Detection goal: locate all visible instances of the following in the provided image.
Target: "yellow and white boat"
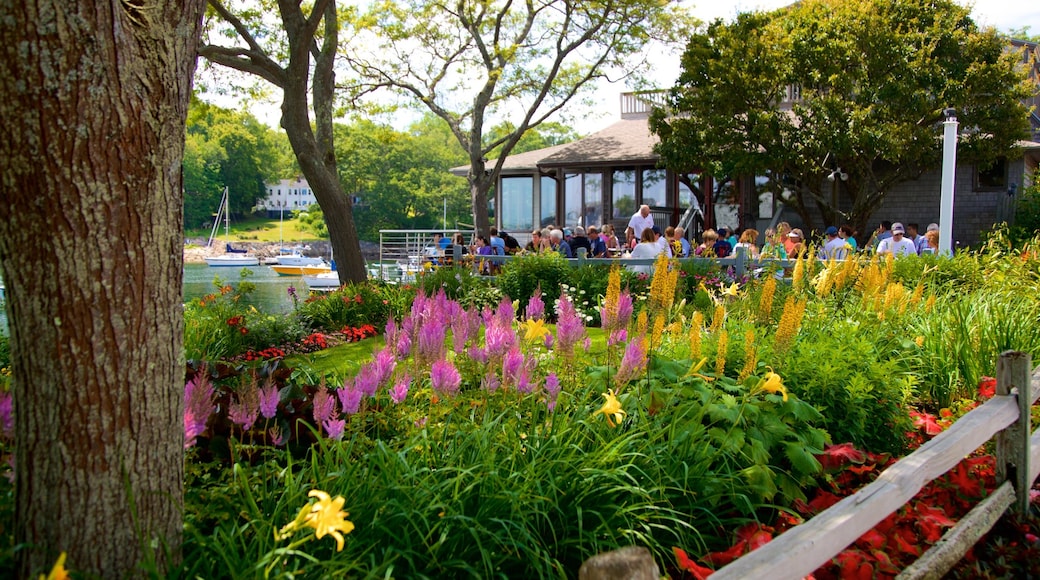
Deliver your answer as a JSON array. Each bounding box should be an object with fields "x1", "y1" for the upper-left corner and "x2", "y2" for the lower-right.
[{"x1": 269, "y1": 263, "x2": 331, "y2": 276}]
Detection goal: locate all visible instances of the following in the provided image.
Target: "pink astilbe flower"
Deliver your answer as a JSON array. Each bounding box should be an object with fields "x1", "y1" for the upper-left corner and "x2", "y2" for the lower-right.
[
  {"x1": 268, "y1": 425, "x2": 287, "y2": 447},
  {"x1": 481, "y1": 373, "x2": 501, "y2": 394},
  {"x1": 0, "y1": 392, "x2": 12, "y2": 440},
  {"x1": 525, "y1": 287, "x2": 545, "y2": 321},
  {"x1": 452, "y1": 307, "x2": 480, "y2": 352},
  {"x1": 372, "y1": 348, "x2": 397, "y2": 388},
  {"x1": 430, "y1": 359, "x2": 461, "y2": 396},
  {"x1": 337, "y1": 379, "x2": 363, "y2": 416},
  {"x1": 417, "y1": 318, "x2": 447, "y2": 365},
  {"x1": 495, "y1": 298, "x2": 515, "y2": 327},
  {"x1": 554, "y1": 293, "x2": 586, "y2": 354},
  {"x1": 312, "y1": 387, "x2": 337, "y2": 424},
  {"x1": 614, "y1": 334, "x2": 649, "y2": 386},
  {"x1": 608, "y1": 329, "x2": 628, "y2": 348},
  {"x1": 516, "y1": 363, "x2": 534, "y2": 394},
  {"x1": 384, "y1": 318, "x2": 400, "y2": 352},
  {"x1": 355, "y1": 364, "x2": 380, "y2": 398},
  {"x1": 323, "y1": 418, "x2": 346, "y2": 440},
  {"x1": 502, "y1": 347, "x2": 525, "y2": 390},
  {"x1": 484, "y1": 321, "x2": 517, "y2": 362},
  {"x1": 390, "y1": 374, "x2": 412, "y2": 404},
  {"x1": 228, "y1": 395, "x2": 260, "y2": 431},
  {"x1": 184, "y1": 374, "x2": 216, "y2": 449},
  {"x1": 467, "y1": 345, "x2": 489, "y2": 365},
  {"x1": 396, "y1": 333, "x2": 412, "y2": 358},
  {"x1": 259, "y1": 380, "x2": 280, "y2": 420},
  {"x1": 544, "y1": 372, "x2": 561, "y2": 412},
  {"x1": 543, "y1": 333, "x2": 554, "y2": 349},
  {"x1": 616, "y1": 291, "x2": 634, "y2": 328}
]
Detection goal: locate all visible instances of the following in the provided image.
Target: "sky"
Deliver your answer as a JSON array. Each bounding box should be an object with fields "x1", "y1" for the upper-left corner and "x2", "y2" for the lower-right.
[{"x1": 212, "y1": 0, "x2": 1039, "y2": 135}]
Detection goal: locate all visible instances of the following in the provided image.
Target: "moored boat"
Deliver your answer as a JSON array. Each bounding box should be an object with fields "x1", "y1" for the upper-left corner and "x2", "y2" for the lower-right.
[
  {"x1": 303, "y1": 271, "x2": 341, "y2": 289},
  {"x1": 270, "y1": 264, "x2": 331, "y2": 276}
]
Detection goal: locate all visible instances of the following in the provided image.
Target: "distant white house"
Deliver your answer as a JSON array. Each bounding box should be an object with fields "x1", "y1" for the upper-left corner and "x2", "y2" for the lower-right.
[{"x1": 258, "y1": 177, "x2": 317, "y2": 218}]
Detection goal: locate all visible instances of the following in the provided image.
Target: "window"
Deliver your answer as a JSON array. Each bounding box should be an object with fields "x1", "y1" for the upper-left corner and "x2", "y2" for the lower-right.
[
  {"x1": 500, "y1": 176, "x2": 533, "y2": 233},
  {"x1": 642, "y1": 168, "x2": 668, "y2": 207},
  {"x1": 975, "y1": 158, "x2": 1007, "y2": 191},
  {"x1": 563, "y1": 172, "x2": 604, "y2": 228},
  {"x1": 584, "y1": 173, "x2": 602, "y2": 228},
  {"x1": 540, "y1": 176, "x2": 556, "y2": 228},
  {"x1": 612, "y1": 170, "x2": 636, "y2": 218}
]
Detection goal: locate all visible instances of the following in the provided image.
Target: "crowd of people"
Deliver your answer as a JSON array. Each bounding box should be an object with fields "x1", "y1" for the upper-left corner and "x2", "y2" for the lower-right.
[{"x1": 425, "y1": 207, "x2": 943, "y2": 276}]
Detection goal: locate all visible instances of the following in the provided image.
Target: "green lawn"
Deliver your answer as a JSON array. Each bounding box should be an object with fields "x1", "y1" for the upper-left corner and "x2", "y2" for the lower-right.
[{"x1": 186, "y1": 215, "x2": 321, "y2": 243}]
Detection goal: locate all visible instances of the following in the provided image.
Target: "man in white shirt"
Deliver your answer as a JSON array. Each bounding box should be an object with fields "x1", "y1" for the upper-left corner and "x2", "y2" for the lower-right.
[
  {"x1": 818, "y1": 226, "x2": 849, "y2": 260},
  {"x1": 625, "y1": 205, "x2": 654, "y2": 248},
  {"x1": 876, "y1": 222, "x2": 917, "y2": 257}
]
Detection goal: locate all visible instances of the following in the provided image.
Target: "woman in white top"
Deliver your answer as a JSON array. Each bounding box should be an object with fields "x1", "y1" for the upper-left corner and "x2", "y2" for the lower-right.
[
  {"x1": 627, "y1": 227, "x2": 664, "y2": 275},
  {"x1": 734, "y1": 228, "x2": 761, "y2": 259}
]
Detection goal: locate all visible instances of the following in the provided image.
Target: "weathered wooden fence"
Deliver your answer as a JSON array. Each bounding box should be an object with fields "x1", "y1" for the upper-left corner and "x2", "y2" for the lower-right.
[{"x1": 711, "y1": 351, "x2": 1037, "y2": 579}]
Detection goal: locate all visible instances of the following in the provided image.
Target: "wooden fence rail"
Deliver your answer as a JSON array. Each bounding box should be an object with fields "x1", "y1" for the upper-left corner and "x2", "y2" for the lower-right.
[{"x1": 712, "y1": 351, "x2": 1038, "y2": 580}]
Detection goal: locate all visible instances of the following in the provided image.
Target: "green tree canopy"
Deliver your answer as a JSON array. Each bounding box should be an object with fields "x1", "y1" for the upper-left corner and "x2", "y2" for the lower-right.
[
  {"x1": 651, "y1": 0, "x2": 1034, "y2": 234},
  {"x1": 344, "y1": 0, "x2": 694, "y2": 236}
]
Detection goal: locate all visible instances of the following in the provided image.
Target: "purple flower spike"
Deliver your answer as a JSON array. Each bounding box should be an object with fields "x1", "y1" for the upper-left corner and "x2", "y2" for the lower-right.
[
  {"x1": 544, "y1": 373, "x2": 561, "y2": 398},
  {"x1": 526, "y1": 289, "x2": 545, "y2": 321},
  {"x1": 608, "y1": 329, "x2": 628, "y2": 348},
  {"x1": 502, "y1": 347, "x2": 525, "y2": 389},
  {"x1": 0, "y1": 392, "x2": 12, "y2": 440},
  {"x1": 337, "y1": 380, "x2": 363, "y2": 416},
  {"x1": 184, "y1": 374, "x2": 216, "y2": 448},
  {"x1": 228, "y1": 397, "x2": 259, "y2": 431},
  {"x1": 482, "y1": 373, "x2": 501, "y2": 394},
  {"x1": 373, "y1": 348, "x2": 397, "y2": 388},
  {"x1": 259, "y1": 381, "x2": 280, "y2": 420},
  {"x1": 554, "y1": 293, "x2": 586, "y2": 354},
  {"x1": 268, "y1": 425, "x2": 287, "y2": 447},
  {"x1": 323, "y1": 418, "x2": 346, "y2": 440},
  {"x1": 430, "y1": 359, "x2": 461, "y2": 397},
  {"x1": 615, "y1": 334, "x2": 649, "y2": 385},
  {"x1": 312, "y1": 387, "x2": 337, "y2": 424},
  {"x1": 390, "y1": 374, "x2": 412, "y2": 404}
]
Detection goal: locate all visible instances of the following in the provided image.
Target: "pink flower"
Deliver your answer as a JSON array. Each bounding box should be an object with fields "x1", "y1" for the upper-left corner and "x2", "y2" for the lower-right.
[
  {"x1": 268, "y1": 425, "x2": 286, "y2": 447},
  {"x1": 184, "y1": 374, "x2": 215, "y2": 448},
  {"x1": 337, "y1": 380, "x2": 363, "y2": 416},
  {"x1": 323, "y1": 418, "x2": 346, "y2": 440},
  {"x1": 554, "y1": 293, "x2": 586, "y2": 354},
  {"x1": 482, "y1": 373, "x2": 501, "y2": 394},
  {"x1": 390, "y1": 374, "x2": 411, "y2": 404},
  {"x1": 431, "y1": 359, "x2": 461, "y2": 396},
  {"x1": 526, "y1": 288, "x2": 545, "y2": 321},
  {"x1": 418, "y1": 319, "x2": 447, "y2": 364},
  {"x1": 615, "y1": 334, "x2": 648, "y2": 385},
  {"x1": 502, "y1": 347, "x2": 525, "y2": 389},
  {"x1": 259, "y1": 381, "x2": 280, "y2": 419},
  {"x1": 608, "y1": 329, "x2": 628, "y2": 347},
  {"x1": 312, "y1": 387, "x2": 337, "y2": 424},
  {"x1": 0, "y1": 391, "x2": 12, "y2": 440}
]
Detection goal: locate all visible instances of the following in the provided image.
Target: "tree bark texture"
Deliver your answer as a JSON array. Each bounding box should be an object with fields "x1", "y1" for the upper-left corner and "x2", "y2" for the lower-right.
[{"x1": 0, "y1": 1, "x2": 205, "y2": 576}]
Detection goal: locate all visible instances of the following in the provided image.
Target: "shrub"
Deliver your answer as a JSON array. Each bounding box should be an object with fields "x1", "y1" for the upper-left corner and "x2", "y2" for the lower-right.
[
  {"x1": 415, "y1": 265, "x2": 480, "y2": 301},
  {"x1": 496, "y1": 252, "x2": 571, "y2": 317},
  {"x1": 296, "y1": 282, "x2": 396, "y2": 330}
]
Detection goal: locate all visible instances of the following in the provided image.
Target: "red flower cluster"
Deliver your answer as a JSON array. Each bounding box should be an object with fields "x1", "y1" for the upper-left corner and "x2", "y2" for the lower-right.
[
  {"x1": 340, "y1": 324, "x2": 377, "y2": 343},
  {"x1": 242, "y1": 347, "x2": 286, "y2": 361},
  {"x1": 341, "y1": 293, "x2": 363, "y2": 304},
  {"x1": 300, "y1": 332, "x2": 329, "y2": 351},
  {"x1": 226, "y1": 316, "x2": 243, "y2": 327}
]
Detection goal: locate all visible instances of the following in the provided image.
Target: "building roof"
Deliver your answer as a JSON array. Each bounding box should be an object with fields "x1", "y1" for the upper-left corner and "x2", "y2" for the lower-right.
[{"x1": 450, "y1": 115, "x2": 660, "y2": 176}]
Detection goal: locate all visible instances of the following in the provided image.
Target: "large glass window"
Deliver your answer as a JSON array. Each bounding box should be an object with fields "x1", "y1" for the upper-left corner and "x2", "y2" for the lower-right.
[
  {"x1": 540, "y1": 176, "x2": 556, "y2": 228},
  {"x1": 642, "y1": 168, "x2": 668, "y2": 207},
  {"x1": 565, "y1": 173, "x2": 583, "y2": 227},
  {"x1": 500, "y1": 176, "x2": 533, "y2": 233},
  {"x1": 584, "y1": 173, "x2": 603, "y2": 227},
  {"x1": 678, "y1": 172, "x2": 701, "y2": 209},
  {"x1": 612, "y1": 170, "x2": 636, "y2": 219}
]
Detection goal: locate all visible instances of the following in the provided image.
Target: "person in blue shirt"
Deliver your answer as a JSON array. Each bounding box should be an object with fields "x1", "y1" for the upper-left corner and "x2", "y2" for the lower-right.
[
  {"x1": 587, "y1": 225, "x2": 607, "y2": 257},
  {"x1": 489, "y1": 227, "x2": 507, "y2": 256},
  {"x1": 436, "y1": 232, "x2": 452, "y2": 251},
  {"x1": 549, "y1": 228, "x2": 573, "y2": 258}
]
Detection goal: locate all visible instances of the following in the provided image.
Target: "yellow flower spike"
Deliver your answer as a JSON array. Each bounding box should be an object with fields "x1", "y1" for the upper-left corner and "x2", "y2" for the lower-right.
[
  {"x1": 523, "y1": 318, "x2": 550, "y2": 342},
  {"x1": 760, "y1": 371, "x2": 788, "y2": 401},
  {"x1": 39, "y1": 552, "x2": 68, "y2": 580},
  {"x1": 304, "y1": 490, "x2": 354, "y2": 552},
  {"x1": 594, "y1": 389, "x2": 626, "y2": 427}
]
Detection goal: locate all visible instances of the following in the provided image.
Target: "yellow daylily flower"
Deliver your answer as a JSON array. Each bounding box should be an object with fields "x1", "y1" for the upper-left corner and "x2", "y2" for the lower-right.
[
  {"x1": 39, "y1": 552, "x2": 68, "y2": 580},
  {"x1": 760, "y1": 371, "x2": 788, "y2": 401},
  {"x1": 594, "y1": 389, "x2": 626, "y2": 427},
  {"x1": 304, "y1": 490, "x2": 355, "y2": 552},
  {"x1": 278, "y1": 489, "x2": 355, "y2": 552},
  {"x1": 721, "y1": 283, "x2": 740, "y2": 298},
  {"x1": 523, "y1": 318, "x2": 550, "y2": 342}
]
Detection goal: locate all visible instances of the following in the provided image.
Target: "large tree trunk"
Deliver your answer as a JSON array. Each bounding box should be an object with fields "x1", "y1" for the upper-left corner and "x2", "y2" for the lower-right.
[{"x1": 0, "y1": 1, "x2": 205, "y2": 576}]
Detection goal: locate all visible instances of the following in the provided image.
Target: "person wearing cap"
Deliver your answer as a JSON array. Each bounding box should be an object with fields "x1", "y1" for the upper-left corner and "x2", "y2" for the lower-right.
[
  {"x1": 786, "y1": 228, "x2": 805, "y2": 257},
  {"x1": 569, "y1": 226, "x2": 592, "y2": 257},
  {"x1": 819, "y1": 226, "x2": 849, "y2": 260},
  {"x1": 876, "y1": 222, "x2": 917, "y2": 257},
  {"x1": 651, "y1": 225, "x2": 673, "y2": 257},
  {"x1": 713, "y1": 228, "x2": 733, "y2": 258},
  {"x1": 916, "y1": 223, "x2": 938, "y2": 254}
]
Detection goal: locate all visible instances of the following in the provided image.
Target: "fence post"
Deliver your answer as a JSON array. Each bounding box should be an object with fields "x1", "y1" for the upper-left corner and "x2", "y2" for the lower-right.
[
  {"x1": 733, "y1": 245, "x2": 746, "y2": 278},
  {"x1": 995, "y1": 350, "x2": 1032, "y2": 515}
]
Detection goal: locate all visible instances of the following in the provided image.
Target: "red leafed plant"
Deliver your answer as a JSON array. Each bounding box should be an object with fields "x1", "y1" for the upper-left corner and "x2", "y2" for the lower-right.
[{"x1": 673, "y1": 376, "x2": 1009, "y2": 579}]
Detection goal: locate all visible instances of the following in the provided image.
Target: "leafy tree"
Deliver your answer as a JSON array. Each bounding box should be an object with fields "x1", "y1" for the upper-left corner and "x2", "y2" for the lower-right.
[
  {"x1": 345, "y1": 0, "x2": 694, "y2": 236},
  {"x1": 652, "y1": 0, "x2": 1033, "y2": 235},
  {"x1": 183, "y1": 99, "x2": 291, "y2": 229},
  {"x1": 0, "y1": 1, "x2": 205, "y2": 576},
  {"x1": 199, "y1": 0, "x2": 368, "y2": 283}
]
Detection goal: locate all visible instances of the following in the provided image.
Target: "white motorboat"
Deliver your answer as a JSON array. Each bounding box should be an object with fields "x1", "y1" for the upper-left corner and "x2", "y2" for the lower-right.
[
  {"x1": 303, "y1": 271, "x2": 341, "y2": 289},
  {"x1": 275, "y1": 251, "x2": 325, "y2": 266}
]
